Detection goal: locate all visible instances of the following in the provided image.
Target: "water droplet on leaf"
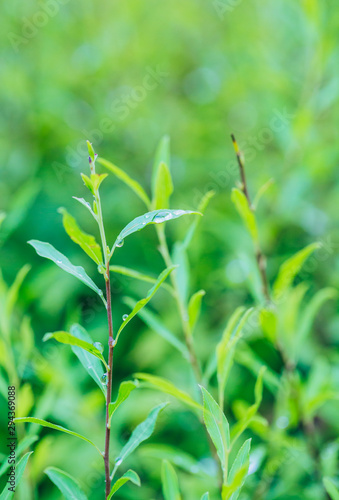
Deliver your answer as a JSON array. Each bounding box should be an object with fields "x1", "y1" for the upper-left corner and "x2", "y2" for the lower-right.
[
  {"x1": 122, "y1": 314, "x2": 128, "y2": 321},
  {"x1": 101, "y1": 373, "x2": 108, "y2": 385},
  {"x1": 116, "y1": 239, "x2": 124, "y2": 248},
  {"x1": 93, "y1": 342, "x2": 104, "y2": 353}
]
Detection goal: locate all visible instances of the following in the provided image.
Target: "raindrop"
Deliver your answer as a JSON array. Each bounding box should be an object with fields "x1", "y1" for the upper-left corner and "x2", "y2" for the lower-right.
[
  {"x1": 153, "y1": 211, "x2": 172, "y2": 223},
  {"x1": 144, "y1": 214, "x2": 151, "y2": 219},
  {"x1": 101, "y1": 373, "x2": 108, "y2": 385},
  {"x1": 93, "y1": 342, "x2": 103, "y2": 353},
  {"x1": 122, "y1": 314, "x2": 128, "y2": 321},
  {"x1": 56, "y1": 260, "x2": 62, "y2": 264},
  {"x1": 116, "y1": 239, "x2": 124, "y2": 248}
]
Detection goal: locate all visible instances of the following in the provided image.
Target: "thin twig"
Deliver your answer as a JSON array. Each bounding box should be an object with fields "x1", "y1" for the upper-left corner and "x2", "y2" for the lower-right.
[{"x1": 231, "y1": 134, "x2": 270, "y2": 303}]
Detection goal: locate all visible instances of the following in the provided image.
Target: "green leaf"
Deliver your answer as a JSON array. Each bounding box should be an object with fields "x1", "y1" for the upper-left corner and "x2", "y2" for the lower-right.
[
  {"x1": 188, "y1": 290, "x2": 205, "y2": 334},
  {"x1": 58, "y1": 208, "x2": 103, "y2": 265},
  {"x1": 259, "y1": 307, "x2": 277, "y2": 343},
  {"x1": 152, "y1": 135, "x2": 170, "y2": 191},
  {"x1": 201, "y1": 387, "x2": 230, "y2": 479},
  {"x1": 98, "y1": 157, "x2": 151, "y2": 208},
  {"x1": 43, "y1": 331, "x2": 108, "y2": 371},
  {"x1": 81, "y1": 173, "x2": 94, "y2": 194},
  {"x1": 72, "y1": 197, "x2": 96, "y2": 219},
  {"x1": 14, "y1": 417, "x2": 102, "y2": 456},
  {"x1": 108, "y1": 381, "x2": 138, "y2": 427},
  {"x1": 123, "y1": 298, "x2": 189, "y2": 359},
  {"x1": 110, "y1": 265, "x2": 174, "y2": 296},
  {"x1": 183, "y1": 190, "x2": 215, "y2": 249},
  {"x1": 108, "y1": 470, "x2": 140, "y2": 499},
  {"x1": 253, "y1": 178, "x2": 274, "y2": 209},
  {"x1": 114, "y1": 209, "x2": 201, "y2": 249},
  {"x1": 87, "y1": 140, "x2": 96, "y2": 163},
  {"x1": 227, "y1": 439, "x2": 251, "y2": 498},
  {"x1": 0, "y1": 452, "x2": 33, "y2": 500},
  {"x1": 139, "y1": 444, "x2": 207, "y2": 476},
  {"x1": 172, "y1": 242, "x2": 190, "y2": 304},
  {"x1": 152, "y1": 162, "x2": 173, "y2": 210},
  {"x1": 70, "y1": 324, "x2": 106, "y2": 397},
  {"x1": 28, "y1": 240, "x2": 105, "y2": 302},
  {"x1": 323, "y1": 477, "x2": 339, "y2": 500},
  {"x1": 201, "y1": 494, "x2": 210, "y2": 500},
  {"x1": 116, "y1": 266, "x2": 176, "y2": 342},
  {"x1": 136, "y1": 373, "x2": 203, "y2": 411},
  {"x1": 115, "y1": 403, "x2": 168, "y2": 468},
  {"x1": 162, "y1": 460, "x2": 182, "y2": 500},
  {"x1": 231, "y1": 188, "x2": 258, "y2": 245},
  {"x1": 44, "y1": 467, "x2": 88, "y2": 500},
  {"x1": 0, "y1": 435, "x2": 38, "y2": 479},
  {"x1": 217, "y1": 308, "x2": 253, "y2": 404},
  {"x1": 273, "y1": 242, "x2": 321, "y2": 299},
  {"x1": 2, "y1": 264, "x2": 30, "y2": 337}
]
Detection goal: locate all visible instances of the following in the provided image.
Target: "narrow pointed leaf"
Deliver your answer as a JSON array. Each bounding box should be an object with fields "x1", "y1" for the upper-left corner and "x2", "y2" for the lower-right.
[
  {"x1": 183, "y1": 190, "x2": 215, "y2": 249},
  {"x1": 231, "y1": 188, "x2": 258, "y2": 245},
  {"x1": 14, "y1": 418, "x2": 102, "y2": 455},
  {"x1": 201, "y1": 387, "x2": 230, "y2": 475},
  {"x1": 110, "y1": 265, "x2": 174, "y2": 295},
  {"x1": 0, "y1": 452, "x2": 33, "y2": 500},
  {"x1": 162, "y1": 460, "x2": 181, "y2": 500},
  {"x1": 135, "y1": 373, "x2": 203, "y2": 411},
  {"x1": 188, "y1": 290, "x2": 205, "y2": 333},
  {"x1": 0, "y1": 435, "x2": 38, "y2": 479},
  {"x1": 172, "y1": 242, "x2": 190, "y2": 304},
  {"x1": 228, "y1": 439, "x2": 251, "y2": 486},
  {"x1": 201, "y1": 494, "x2": 210, "y2": 500},
  {"x1": 108, "y1": 470, "x2": 140, "y2": 499},
  {"x1": 253, "y1": 178, "x2": 274, "y2": 209},
  {"x1": 87, "y1": 140, "x2": 96, "y2": 162},
  {"x1": 108, "y1": 381, "x2": 138, "y2": 426},
  {"x1": 72, "y1": 197, "x2": 96, "y2": 218},
  {"x1": 114, "y1": 210, "x2": 201, "y2": 248},
  {"x1": 98, "y1": 157, "x2": 151, "y2": 207},
  {"x1": 28, "y1": 240, "x2": 104, "y2": 301},
  {"x1": 123, "y1": 298, "x2": 189, "y2": 358},
  {"x1": 153, "y1": 162, "x2": 173, "y2": 210},
  {"x1": 115, "y1": 403, "x2": 168, "y2": 467},
  {"x1": 58, "y1": 207, "x2": 103, "y2": 264},
  {"x1": 323, "y1": 477, "x2": 339, "y2": 500},
  {"x1": 44, "y1": 467, "x2": 88, "y2": 500},
  {"x1": 116, "y1": 266, "x2": 176, "y2": 341},
  {"x1": 70, "y1": 324, "x2": 106, "y2": 396},
  {"x1": 43, "y1": 331, "x2": 108, "y2": 371},
  {"x1": 152, "y1": 135, "x2": 170, "y2": 191},
  {"x1": 273, "y1": 242, "x2": 321, "y2": 299}
]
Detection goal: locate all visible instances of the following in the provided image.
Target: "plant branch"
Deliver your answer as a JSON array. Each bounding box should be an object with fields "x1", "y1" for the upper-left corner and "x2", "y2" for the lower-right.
[{"x1": 231, "y1": 134, "x2": 270, "y2": 303}]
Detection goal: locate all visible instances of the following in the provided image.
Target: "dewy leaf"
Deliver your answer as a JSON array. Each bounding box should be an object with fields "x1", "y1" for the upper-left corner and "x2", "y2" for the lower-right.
[
  {"x1": 98, "y1": 157, "x2": 151, "y2": 208},
  {"x1": 108, "y1": 381, "x2": 138, "y2": 427},
  {"x1": 43, "y1": 331, "x2": 108, "y2": 371},
  {"x1": 113, "y1": 209, "x2": 201, "y2": 249},
  {"x1": 70, "y1": 324, "x2": 106, "y2": 397},
  {"x1": 188, "y1": 290, "x2": 206, "y2": 334},
  {"x1": 44, "y1": 467, "x2": 88, "y2": 500},
  {"x1": 152, "y1": 135, "x2": 170, "y2": 192},
  {"x1": 28, "y1": 240, "x2": 105, "y2": 303},
  {"x1": 14, "y1": 418, "x2": 102, "y2": 455},
  {"x1": 231, "y1": 188, "x2": 258, "y2": 246},
  {"x1": 116, "y1": 266, "x2": 176, "y2": 342},
  {"x1": 323, "y1": 477, "x2": 339, "y2": 500},
  {"x1": 58, "y1": 208, "x2": 103, "y2": 265},
  {"x1": 135, "y1": 373, "x2": 203, "y2": 411},
  {"x1": 162, "y1": 460, "x2": 182, "y2": 500},
  {"x1": 123, "y1": 298, "x2": 189, "y2": 359},
  {"x1": 152, "y1": 162, "x2": 173, "y2": 210},
  {"x1": 201, "y1": 387, "x2": 230, "y2": 479},
  {"x1": 110, "y1": 265, "x2": 175, "y2": 296},
  {"x1": 108, "y1": 470, "x2": 140, "y2": 499},
  {"x1": 115, "y1": 403, "x2": 168, "y2": 468},
  {"x1": 0, "y1": 452, "x2": 33, "y2": 500},
  {"x1": 273, "y1": 242, "x2": 321, "y2": 300}
]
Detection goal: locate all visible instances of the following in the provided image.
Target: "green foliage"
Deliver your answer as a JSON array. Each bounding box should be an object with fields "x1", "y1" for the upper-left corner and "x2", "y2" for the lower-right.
[
  {"x1": 161, "y1": 460, "x2": 182, "y2": 500},
  {"x1": 0, "y1": 452, "x2": 33, "y2": 500},
  {"x1": 108, "y1": 470, "x2": 140, "y2": 499},
  {"x1": 44, "y1": 467, "x2": 88, "y2": 500}
]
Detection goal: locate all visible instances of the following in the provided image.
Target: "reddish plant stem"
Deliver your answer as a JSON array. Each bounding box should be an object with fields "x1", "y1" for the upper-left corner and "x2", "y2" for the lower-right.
[{"x1": 104, "y1": 264, "x2": 114, "y2": 499}]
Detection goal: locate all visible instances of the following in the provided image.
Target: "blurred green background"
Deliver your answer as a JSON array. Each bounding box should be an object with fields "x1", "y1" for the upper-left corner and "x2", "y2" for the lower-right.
[{"x1": 1, "y1": 0, "x2": 339, "y2": 498}]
